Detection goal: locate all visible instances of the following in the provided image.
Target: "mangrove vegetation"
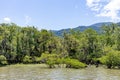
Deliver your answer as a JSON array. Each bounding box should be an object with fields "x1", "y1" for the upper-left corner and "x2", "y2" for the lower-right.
[{"x1": 0, "y1": 23, "x2": 120, "y2": 69}]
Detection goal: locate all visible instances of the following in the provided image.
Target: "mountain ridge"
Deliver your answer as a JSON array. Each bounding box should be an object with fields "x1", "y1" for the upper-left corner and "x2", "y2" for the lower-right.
[{"x1": 52, "y1": 22, "x2": 119, "y2": 36}]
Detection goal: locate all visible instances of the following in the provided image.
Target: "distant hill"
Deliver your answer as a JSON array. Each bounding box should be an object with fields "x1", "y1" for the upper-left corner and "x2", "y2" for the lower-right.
[{"x1": 52, "y1": 22, "x2": 117, "y2": 36}]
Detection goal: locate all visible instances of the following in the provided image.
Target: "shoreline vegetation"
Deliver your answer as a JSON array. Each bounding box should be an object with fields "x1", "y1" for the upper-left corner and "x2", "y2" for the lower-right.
[
  {"x1": 4, "y1": 63, "x2": 85, "y2": 69},
  {"x1": 0, "y1": 63, "x2": 99, "y2": 69},
  {"x1": 0, "y1": 23, "x2": 120, "y2": 69}
]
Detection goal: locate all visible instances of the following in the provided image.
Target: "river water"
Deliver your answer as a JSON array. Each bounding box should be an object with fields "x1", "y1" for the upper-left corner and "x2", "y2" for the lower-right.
[{"x1": 0, "y1": 64, "x2": 120, "y2": 80}]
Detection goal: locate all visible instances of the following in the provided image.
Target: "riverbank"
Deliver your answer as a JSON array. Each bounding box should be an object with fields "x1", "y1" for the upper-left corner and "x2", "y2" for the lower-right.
[
  {"x1": 2, "y1": 64, "x2": 66, "y2": 68},
  {"x1": 0, "y1": 63, "x2": 111, "y2": 70},
  {"x1": 1, "y1": 64, "x2": 49, "y2": 68},
  {"x1": 0, "y1": 63, "x2": 119, "y2": 69}
]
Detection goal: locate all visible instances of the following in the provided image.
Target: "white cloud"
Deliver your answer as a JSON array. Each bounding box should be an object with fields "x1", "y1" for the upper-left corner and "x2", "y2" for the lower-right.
[
  {"x1": 86, "y1": 0, "x2": 101, "y2": 11},
  {"x1": 86, "y1": 0, "x2": 120, "y2": 22},
  {"x1": 25, "y1": 16, "x2": 31, "y2": 25},
  {"x1": 3, "y1": 17, "x2": 11, "y2": 23}
]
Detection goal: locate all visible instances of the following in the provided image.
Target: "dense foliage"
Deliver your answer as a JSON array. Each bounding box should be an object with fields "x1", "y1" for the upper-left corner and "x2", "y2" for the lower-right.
[{"x1": 0, "y1": 23, "x2": 120, "y2": 69}]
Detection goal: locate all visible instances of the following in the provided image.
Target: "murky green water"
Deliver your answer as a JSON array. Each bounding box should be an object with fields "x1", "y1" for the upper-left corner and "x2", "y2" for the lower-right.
[{"x1": 0, "y1": 64, "x2": 120, "y2": 80}]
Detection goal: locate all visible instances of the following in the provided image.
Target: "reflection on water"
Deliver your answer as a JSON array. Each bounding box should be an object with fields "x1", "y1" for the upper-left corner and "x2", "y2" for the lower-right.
[{"x1": 0, "y1": 65, "x2": 120, "y2": 80}]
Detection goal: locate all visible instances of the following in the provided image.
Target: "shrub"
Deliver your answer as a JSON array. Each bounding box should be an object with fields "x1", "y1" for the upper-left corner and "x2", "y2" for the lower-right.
[
  {"x1": 55, "y1": 58, "x2": 64, "y2": 64},
  {"x1": 40, "y1": 53, "x2": 87, "y2": 69},
  {"x1": 106, "y1": 51, "x2": 120, "y2": 68},
  {"x1": 23, "y1": 55, "x2": 32, "y2": 64},
  {"x1": 64, "y1": 58, "x2": 87, "y2": 69},
  {"x1": 33, "y1": 56, "x2": 41, "y2": 63},
  {"x1": 0, "y1": 55, "x2": 8, "y2": 65},
  {"x1": 98, "y1": 56, "x2": 107, "y2": 64},
  {"x1": 99, "y1": 50, "x2": 120, "y2": 68},
  {"x1": 40, "y1": 53, "x2": 59, "y2": 68},
  {"x1": 46, "y1": 57, "x2": 56, "y2": 68}
]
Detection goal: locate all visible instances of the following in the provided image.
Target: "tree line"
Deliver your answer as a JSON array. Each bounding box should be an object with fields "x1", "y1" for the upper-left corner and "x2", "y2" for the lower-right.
[{"x1": 0, "y1": 23, "x2": 120, "y2": 69}]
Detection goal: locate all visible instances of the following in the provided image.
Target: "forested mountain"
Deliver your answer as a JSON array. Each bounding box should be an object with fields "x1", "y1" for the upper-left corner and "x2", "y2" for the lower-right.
[{"x1": 52, "y1": 22, "x2": 118, "y2": 36}]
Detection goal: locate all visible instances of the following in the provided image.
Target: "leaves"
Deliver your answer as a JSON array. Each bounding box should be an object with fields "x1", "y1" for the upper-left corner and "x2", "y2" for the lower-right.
[{"x1": 0, "y1": 23, "x2": 120, "y2": 69}]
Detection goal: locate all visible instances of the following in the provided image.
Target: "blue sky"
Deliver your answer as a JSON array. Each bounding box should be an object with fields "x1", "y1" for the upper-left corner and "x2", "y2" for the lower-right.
[{"x1": 0, "y1": 0, "x2": 120, "y2": 30}]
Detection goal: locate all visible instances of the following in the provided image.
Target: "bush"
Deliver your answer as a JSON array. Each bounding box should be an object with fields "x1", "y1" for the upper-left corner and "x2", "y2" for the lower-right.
[
  {"x1": 40, "y1": 53, "x2": 87, "y2": 69},
  {"x1": 64, "y1": 58, "x2": 87, "y2": 69},
  {"x1": 46, "y1": 57, "x2": 56, "y2": 68},
  {"x1": 40, "y1": 53, "x2": 59, "y2": 68},
  {"x1": 98, "y1": 56, "x2": 107, "y2": 64},
  {"x1": 0, "y1": 55, "x2": 8, "y2": 65},
  {"x1": 99, "y1": 50, "x2": 120, "y2": 68},
  {"x1": 55, "y1": 58, "x2": 64, "y2": 64},
  {"x1": 33, "y1": 56, "x2": 41, "y2": 63},
  {"x1": 106, "y1": 51, "x2": 120, "y2": 68},
  {"x1": 23, "y1": 55, "x2": 32, "y2": 64}
]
